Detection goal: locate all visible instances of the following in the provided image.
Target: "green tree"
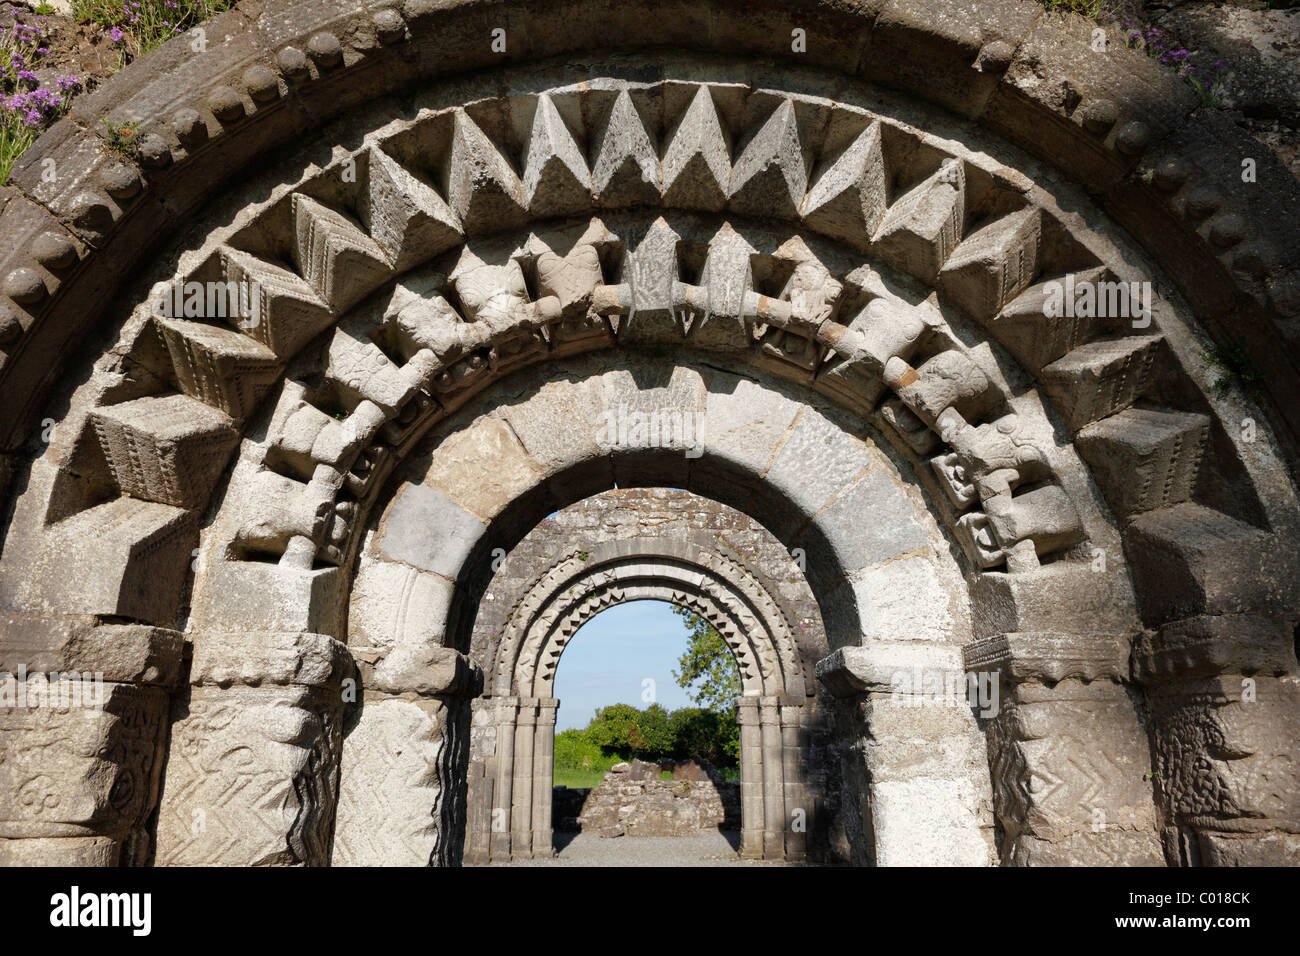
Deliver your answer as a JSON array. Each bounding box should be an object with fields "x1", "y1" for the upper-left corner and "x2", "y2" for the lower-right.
[
  {"x1": 671, "y1": 605, "x2": 742, "y2": 713},
  {"x1": 585, "y1": 702, "x2": 674, "y2": 758},
  {"x1": 671, "y1": 606, "x2": 741, "y2": 762}
]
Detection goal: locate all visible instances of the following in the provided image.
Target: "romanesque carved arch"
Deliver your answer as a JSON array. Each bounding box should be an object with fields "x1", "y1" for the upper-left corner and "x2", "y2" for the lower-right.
[
  {"x1": 0, "y1": 0, "x2": 1295, "y2": 869},
  {"x1": 498, "y1": 539, "x2": 806, "y2": 699},
  {"x1": 458, "y1": 535, "x2": 817, "y2": 861}
]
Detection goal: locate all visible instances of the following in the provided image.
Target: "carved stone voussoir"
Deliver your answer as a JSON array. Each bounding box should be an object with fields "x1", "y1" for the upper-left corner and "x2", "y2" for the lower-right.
[{"x1": 963, "y1": 631, "x2": 1133, "y2": 685}]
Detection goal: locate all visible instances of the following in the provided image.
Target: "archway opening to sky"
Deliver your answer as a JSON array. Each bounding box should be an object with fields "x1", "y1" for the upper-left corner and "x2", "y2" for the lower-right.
[{"x1": 548, "y1": 600, "x2": 745, "y2": 852}]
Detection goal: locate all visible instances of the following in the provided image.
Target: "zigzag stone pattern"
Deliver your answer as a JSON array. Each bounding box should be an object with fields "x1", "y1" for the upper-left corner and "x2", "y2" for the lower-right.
[{"x1": 0, "y1": 29, "x2": 1295, "y2": 869}]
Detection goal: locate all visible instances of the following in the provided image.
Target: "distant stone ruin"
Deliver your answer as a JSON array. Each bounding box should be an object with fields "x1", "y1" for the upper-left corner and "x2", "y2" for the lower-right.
[{"x1": 559, "y1": 760, "x2": 741, "y2": 839}]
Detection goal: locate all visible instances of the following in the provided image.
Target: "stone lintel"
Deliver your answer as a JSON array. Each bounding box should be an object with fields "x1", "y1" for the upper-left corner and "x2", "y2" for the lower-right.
[
  {"x1": 189, "y1": 630, "x2": 353, "y2": 689},
  {"x1": 962, "y1": 631, "x2": 1132, "y2": 685},
  {"x1": 1132, "y1": 614, "x2": 1299, "y2": 686},
  {"x1": 816, "y1": 642, "x2": 963, "y2": 698},
  {"x1": 0, "y1": 613, "x2": 184, "y2": 687}
]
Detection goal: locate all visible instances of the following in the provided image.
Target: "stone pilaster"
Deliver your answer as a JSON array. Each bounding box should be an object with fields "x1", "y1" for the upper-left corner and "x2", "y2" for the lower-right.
[
  {"x1": 736, "y1": 697, "x2": 764, "y2": 859},
  {"x1": 1134, "y1": 614, "x2": 1300, "y2": 865},
  {"x1": 510, "y1": 697, "x2": 539, "y2": 858},
  {"x1": 153, "y1": 631, "x2": 351, "y2": 866},
  {"x1": 531, "y1": 698, "x2": 558, "y2": 858},
  {"x1": 331, "y1": 647, "x2": 482, "y2": 866},
  {"x1": 964, "y1": 631, "x2": 1164, "y2": 865},
  {"x1": 817, "y1": 641, "x2": 996, "y2": 866},
  {"x1": 759, "y1": 695, "x2": 785, "y2": 860},
  {"x1": 0, "y1": 618, "x2": 184, "y2": 866},
  {"x1": 779, "y1": 698, "x2": 808, "y2": 862},
  {"x1": 489, "y1": 696, "x2": 519, "y2": 861}
]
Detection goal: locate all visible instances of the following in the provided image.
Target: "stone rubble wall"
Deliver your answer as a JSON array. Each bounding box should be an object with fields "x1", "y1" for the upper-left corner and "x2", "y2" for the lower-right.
[{"x1": 561, "y1": 759, "x2": 741, "y2": 838}]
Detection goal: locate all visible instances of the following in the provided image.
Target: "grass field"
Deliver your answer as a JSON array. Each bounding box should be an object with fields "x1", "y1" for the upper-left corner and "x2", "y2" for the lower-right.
[{"x1": 553, "y1": 761, "x2": 740, "y2": 789}]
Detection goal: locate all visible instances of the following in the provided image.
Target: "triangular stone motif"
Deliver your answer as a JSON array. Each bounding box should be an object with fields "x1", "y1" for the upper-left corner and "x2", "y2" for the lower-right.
[
  {"x1": 661, "y1": 85, "x2": 731, "y2": 212},
  {"x1": 523, "y1": 94, "x2": 592, "y2": 219},
  {"x1": 445, "y1": 109, "x2": 528, "y2": 235},
  {"x1": 591, "y1": 89, "x2": 660, "y2": 207},
  {"x1": 729, "y1": 99, "x2": 807, "y2": 219}
]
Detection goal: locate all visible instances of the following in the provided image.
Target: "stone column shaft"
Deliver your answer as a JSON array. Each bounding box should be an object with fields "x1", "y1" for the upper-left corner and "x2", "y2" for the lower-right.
[
  {"x1": 780, "y1": 701, "x2": 808, "y2": 862},
  {"x1": 760, "y1": 695, "x2": 785, "y2": 860},
  {"x1": 511, "y1": 697, "x2": 538, "y2": 858},
  {"x1": 531, "y1": 698, "x2": 559, "y2": 858},
  {"x1": 737, "y1": 697, "x2": 764, "y2": 859},
  {"x1": 490, "y1": 697, "x2": 519, "y2": 861}
]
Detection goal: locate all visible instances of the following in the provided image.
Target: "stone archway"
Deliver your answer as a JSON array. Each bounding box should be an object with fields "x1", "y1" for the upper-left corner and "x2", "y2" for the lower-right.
[
  {"x1": 0, "y1": 0, "x2": 1297, "y2": 868},
  {"x1": 469, "y1": 535, "x2": 813, "y2": 863}
]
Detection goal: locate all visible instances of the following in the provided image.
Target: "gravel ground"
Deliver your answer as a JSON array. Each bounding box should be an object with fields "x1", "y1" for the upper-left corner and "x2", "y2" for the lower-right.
[{"x1": 493, "y1": 830, "x2": 790, "y2": 867}]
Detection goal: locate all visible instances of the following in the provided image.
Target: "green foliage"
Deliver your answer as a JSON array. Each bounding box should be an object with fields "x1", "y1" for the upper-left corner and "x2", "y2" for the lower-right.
[
  {"x1": 1, "y1": 16, "x2": 80, "y2": 185},
  {"x1": 584, "y1": 702, "x2": 675, "y2": 758},
  {"x1": 74, "y1": 0, "x2": 239, "y2": 67},
  {"x1": 100, "y1": 115, "x2": 141, "y2": 157},
  {"x1": 1038, "y1": 0, "x2": 1112, "y2": 20},
  {"x1": 668, "y1": 706, "x2": 738, "y2": 764},
  {"x1": 552, "y1": 701, "x2": 740, "y2": 779},
  {"x1": 1201, "y1": 340, "x2": 1262, "y2": 397},
  {"x1": 671, "y1": 605, "x2": 742, "y2": 715}
]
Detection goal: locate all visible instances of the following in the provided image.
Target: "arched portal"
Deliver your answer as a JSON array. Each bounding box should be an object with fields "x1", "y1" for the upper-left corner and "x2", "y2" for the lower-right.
[
  {"x1": 469, "y1": 536, "x2": 813, "y2": 862},
  {"x1": 0, "y1": 2, "x2": 1297, "y2": 868}
]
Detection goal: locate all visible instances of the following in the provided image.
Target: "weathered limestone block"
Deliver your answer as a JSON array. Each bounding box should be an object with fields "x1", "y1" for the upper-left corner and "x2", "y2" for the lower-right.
[
  {"x1": 986, "y1": 680, "x2": 1162, "y2": 864},
  {"x1": 291, "y1": 195, "x2": 393, "y2": 314},
  {"x1": 661, "y1": 85, "x2": 731, "y2": 213},
  {"x1": 0, "y1": 680, "x2": 170, "y2": 841},
  {"x1": 348, "y1": 557, "x2": 455, "y2": 653},
  {"x1": 188, "y1": 630, "x2": 352, "y2": 689},
  {"x1": 800, "y1": 119, "x2": 887, "y2": 247},
  {"x1": 971, "y1": 561, "x2": 1139, "y2": 640},
  {"x1": 1075, "y1": 408, "x2": 1210, "y2": 519},
  {"x1": 0, "y1": 835, "x2": 122, "y2": 866},
  {"x1": 89, "y1": 394, "x2": 239, "y2": 510},
  {"x1": 373, "y1": 645, "x2": 480, "y2": 697},
  {"x1": 331, "y1": 697, "x2": 448, "y2": 866},
  {"x1": 218, "y1": 247, "x2": 334, "y2": 359},
  {"x1": 872, "y1": 161, "x2": 965, "y2": 283},
  {"x1": 361, "y1": 145, "x2": 464, "y2": 273},
  {"x1": 375, "y1": 481, "x2": 486, "y2": 580},
  {"x1": 818, "y1": 642, "x2": 996, "y2": 866},
  {"x1": 940, "y1": 206, "x2": 1041, "y2": 321},
  {"x1": 154, "y1": 682, "x2": 343, "y2": 866},
  {"x1": 992, "y1": 268, "x2": 1117, "y2": 374},
  {"x1": 1145, "y1": 675, "x2": 1300, "y2": 835},
  {"x1": 0, "y1": 616, "x2": 184, "y2": 687},
  {"x1": 1196, "y1": 830, "x2": 1300, "y2": 867},
  {"x1": 413, "y1": 414, "x2": 546, "y2": 523},
  {"x1": 1131, "y1": 615, "x2": 1298, "y2": 686},
  {"x1": 1126, "y1": 504, "x2": 1295, "y2": 625},
  {"x1": 446, "y1": 109, "x2": 528, "y2": 235},
  {"x1": 1039, "y1": 336, "x2": 1163, "y2": 431},
  {"x1": 190, "y1": 560, "x2": 342, "y2": 637},
  {"x1": 154, "y1": 316, "x2": 281, "y2": 420},
  {"x1": 4, "y1": 489, "x2": 195, "y2": 626}
]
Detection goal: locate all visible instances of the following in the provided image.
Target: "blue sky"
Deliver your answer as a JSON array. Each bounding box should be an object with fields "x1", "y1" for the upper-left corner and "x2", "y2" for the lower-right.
[{"x1": 552, "y1": 600, "x2": 696, "y2": 731}]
